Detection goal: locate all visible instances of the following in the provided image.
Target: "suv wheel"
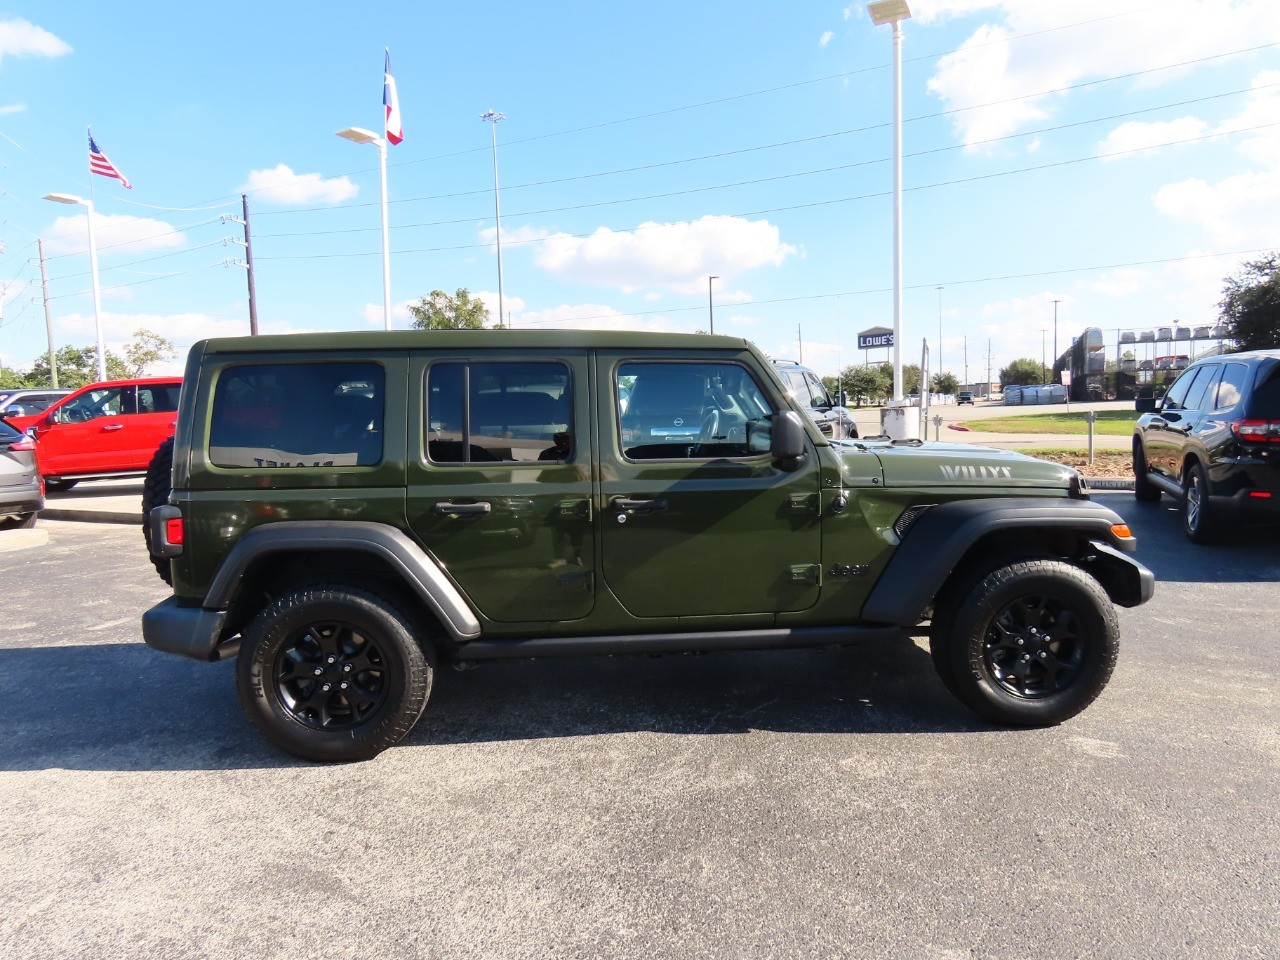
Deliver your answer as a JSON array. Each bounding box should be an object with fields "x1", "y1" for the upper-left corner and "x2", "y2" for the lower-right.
[
  {"x1": 0, "y1": 512, "x2": 37, "y2": 530},
  {"x1": 141, "y1": 437, "x2": 175, "y2": 584},
  {"x1": 931, "y1": 560, "x2": 1119, "y2": 727},
  {"x1": 1182, "y1": 460, "x2": 1217, "y2": 544},
  {"x1": 44, "y1": 478, "x2": 77, "y2": 493},
  {"x1": 1132, "y1": 439, "x2": 1161, "y2": 503},
  {"x1": 237, "y1": 584, "x2": 433, "y2": 762}
]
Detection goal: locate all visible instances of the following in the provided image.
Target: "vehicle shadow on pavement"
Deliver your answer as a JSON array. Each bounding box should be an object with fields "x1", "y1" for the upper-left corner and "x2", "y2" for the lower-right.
[
  {"x1": 0, "y1": 639, "x2": 989, "y2": 770},
  {"x1": 1121, "y1": 499, "x2": 1280, "y2": 584},
  {"x1": 409, "y1": 640, "x2": 990, "y2": 748}
]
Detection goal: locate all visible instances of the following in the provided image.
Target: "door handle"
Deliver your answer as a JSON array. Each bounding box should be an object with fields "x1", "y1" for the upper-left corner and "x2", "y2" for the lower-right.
[
  {"x1": 433, "y1": 501, "x2": 492, "y2": 516},
  {"x1": 611, "y1": 496, "x2": 668, "y2": 512},
  {"x1": 102, "y1": 424, "x2": 124, "y2": 431}
]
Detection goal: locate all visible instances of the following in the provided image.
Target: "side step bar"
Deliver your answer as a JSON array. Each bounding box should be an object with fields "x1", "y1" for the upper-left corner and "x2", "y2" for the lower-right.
[
  {"x1": 457, "y1": 625, "x2": 907, "y2": 661},
  {"x1": 1146, "y1": 471, "x2": 1183, "y2": 498}
]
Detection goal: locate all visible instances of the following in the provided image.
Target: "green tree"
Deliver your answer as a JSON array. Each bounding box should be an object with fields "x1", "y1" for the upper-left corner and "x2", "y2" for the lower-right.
[
  {"x1": 121, "y1": 328, "x2": 177, "y2": 378},
  {"x1": 1000, "y1": 357, "x2": 1048, "y2": 387},
  {"x1": 25, "y1": 345, "x2": 124, "y2": 389},
  {"x1": 841, "y1": 364, "x2": 890, "y2": 406},
  {"x1": 931, "y1": 372, "x2": 959, "y2": 395},
  {"x1": 1218, "y1": 253, "x2": 1280, "y2": 351},
  {"x1": 0, "y1": 365, "x2": 28, "y2": 390},
  {"x1": 408, "y1": 288, "x2": 493, "y2": 330},
  {"x1": 875, "y1": 362, "x2": 922, "y2": 396}
]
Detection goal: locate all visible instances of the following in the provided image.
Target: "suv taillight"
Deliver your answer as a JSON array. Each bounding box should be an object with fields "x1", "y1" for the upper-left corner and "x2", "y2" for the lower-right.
[
  {"x1": 1232, "y1": 419, "x2": 1280, "y2": 443},
  {"x1": 8, "y1": 437, "x2": 35, "y2": 451}
]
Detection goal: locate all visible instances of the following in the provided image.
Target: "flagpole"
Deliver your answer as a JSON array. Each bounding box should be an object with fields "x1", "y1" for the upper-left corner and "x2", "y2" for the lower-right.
[
  {"x1": 377, "y1": 137, "x2": 391, "y2": 331},
  {"x1": 86, "y1": 126, "x2": 107, "y2": 382}
]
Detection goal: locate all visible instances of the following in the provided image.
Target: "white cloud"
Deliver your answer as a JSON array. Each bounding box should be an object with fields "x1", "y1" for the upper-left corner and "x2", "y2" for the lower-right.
[
  {"x1": 51, "y1": 310, "x2": 252, "y2": 373},
  {"x1": 42, "y1": 213, "x2": 187, "y2": 258},
  {"x1": 0, "y1": 18, "x2": 71, "y2": 60},
  {"x1": 728, "y1": 314, "x2": 762, "y2": 326},
  {"x1": 819, "y1": 30, "x2": 835, "y2": 47},
  {"x1": 1097, "y1": 118, "x2": 1209, "y2": 159},
  {"x1": 0, "y1": 103, "x2": 25, "y2": 115},
  {"x1": 1082, "y1": 268, "x2": 1152, "y2": 298},
  {"x1": 531, "y1": 216, "x2": 797, "y2": 294},
  {"x1": 511, "y1": 302, "x2": 688, "y2": 334},
  {"x1": 1154, "y1": 169, "x2": 1280, "y2": 246},
  {"x1": 240, "y1": 164, "x2": 358, "y2": 206},
  {"x1": 925, "y1": 1, "x2": 1280, "y2": 150}
]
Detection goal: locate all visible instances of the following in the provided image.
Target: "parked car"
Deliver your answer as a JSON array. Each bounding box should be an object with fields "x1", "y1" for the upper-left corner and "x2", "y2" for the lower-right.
[
  {"x1": 5, "y1": 377, "x2": 182, "y2": 491},
  {"x1": 0, "y1": 389, "x2": 71, "y2": 418},
  {"x1": 957, "y1": 391, "x2": 975, "y2": 405},
  {"x1": 141, "y1": 330, "x2": 1151, "y2": 762},
  {"x1": 0, "y1": 416, "x2": 43, "y2": 529},
  {"x1": 1132, "y1": 349, "x2": 1280, "y2": 543},
  {"x1": 772, "y1": 360, "x2": 858, "y2": 438}
]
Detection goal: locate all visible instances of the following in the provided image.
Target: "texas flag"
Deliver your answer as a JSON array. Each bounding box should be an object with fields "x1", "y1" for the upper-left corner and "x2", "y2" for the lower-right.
[{"x1": 384, "y1": 49, "x2": 403, "y2": 145}]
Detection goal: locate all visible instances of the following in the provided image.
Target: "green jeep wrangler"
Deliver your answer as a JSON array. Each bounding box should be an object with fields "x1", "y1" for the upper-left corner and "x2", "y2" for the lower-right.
[{"x1": 142, "y1": 331, "x2": 1153, "y2": 761}]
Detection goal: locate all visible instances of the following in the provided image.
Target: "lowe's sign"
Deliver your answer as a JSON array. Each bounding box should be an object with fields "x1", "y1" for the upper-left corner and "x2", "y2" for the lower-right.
[{"x1": 857, "y1": 328, "x2": 894, "y2": 350}]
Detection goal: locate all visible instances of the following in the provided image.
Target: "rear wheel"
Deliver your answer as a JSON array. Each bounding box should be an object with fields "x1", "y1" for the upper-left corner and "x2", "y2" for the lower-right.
[
  {"x1": 141, "y1": 437, "x2": 175, "y2": 584},
  {"x1": 44, "y1": 478, "x2": 77, "y2": 493},
  {"x1": 1132, "y1": 439, "x2": 1161, "y2": 503},
  {"x1": 0, "y1": 512, "x2": 37, "y2": 530},
  {"x1": 236, "y1": 584, "x2": 433, "y2": 762},
  {"x1": 1182, "y1": 460, "x2": 1218, "y2": 544},
  {"x1": 931, "y1": 560, "x2": 1119, "y2": 727}
]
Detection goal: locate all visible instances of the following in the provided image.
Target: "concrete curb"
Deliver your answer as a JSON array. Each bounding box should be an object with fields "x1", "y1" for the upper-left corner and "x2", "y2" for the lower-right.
[{"x1": 40, "y1": 507, "x2": 141, "y2": 525}]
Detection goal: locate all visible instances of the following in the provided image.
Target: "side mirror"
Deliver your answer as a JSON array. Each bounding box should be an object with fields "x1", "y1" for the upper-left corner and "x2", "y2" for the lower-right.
[
  {"x1": 1135, "y1": 397, "x2": 1157, "y2": 413},
  {"x1": 6, "y1": 404, "x2": 26, "y2": 417},
  {"x1": 771, "y1": 410, "x2": 806, "y2": 464}
]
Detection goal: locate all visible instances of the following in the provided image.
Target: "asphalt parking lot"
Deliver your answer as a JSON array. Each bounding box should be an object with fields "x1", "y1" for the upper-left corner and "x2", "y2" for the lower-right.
[{"x1": 0, "y1": 495, "x2": 1276, "y2": 960}]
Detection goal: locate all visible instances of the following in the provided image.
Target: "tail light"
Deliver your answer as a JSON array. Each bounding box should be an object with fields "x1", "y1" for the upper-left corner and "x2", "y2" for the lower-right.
[
  {"x1": 165, "y1": 516, "x2": 185, "y2": 546},
  {"x1": 1232, "y1": 419, "x2": 1280, "y2": 443},
  {"x1": 8, "y1": 437, "x2": 35, "y2": 452}
]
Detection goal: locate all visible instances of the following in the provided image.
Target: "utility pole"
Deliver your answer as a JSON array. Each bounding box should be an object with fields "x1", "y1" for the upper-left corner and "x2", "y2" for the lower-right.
[
  {"x1": 963, "y1": 335, "x2": 968, "y2": 392},
  {"x1": 222, "y1": 199, "x2": 259, "y2": 335},
  {"x1": 1052, "y1": 298, "x2": 1062, "y2": 381},
  {"x1": 707, "y1": 275, "x2": 718, "y2": 334},
  {"x1": 797, "y1": 323, "x2": 803, "y2": 363},
  {"x1": 986, "y1": 338, "x2": 993, "y2": 399},
  {"x1": 37, "y1": 239, "x2": 58, "y2": 388}
]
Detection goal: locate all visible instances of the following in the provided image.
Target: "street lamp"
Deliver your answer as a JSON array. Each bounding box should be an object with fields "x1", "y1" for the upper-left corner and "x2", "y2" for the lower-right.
[
  {"x1": 936, "y1": 284, "x2": 943, "y2": 386},
  {"x1": 481, "y1": 110, "x2": 507, "y2": 328},
  {"x1": 43, "y1": 192, "x2": 106, "y2": 381},
  {"x1": 868, "y1": 0, "x2": 912, "y2": 433},
  {"x1": 336, "y1": 126, "x2": 392, "y2": 330},
  {"x1": 708, "y1": 275, "x2": 718, "y2": 334}
]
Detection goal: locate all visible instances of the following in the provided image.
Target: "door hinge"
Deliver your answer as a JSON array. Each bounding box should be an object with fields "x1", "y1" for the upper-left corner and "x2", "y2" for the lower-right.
[{"x1": 788, "y1": 563, "x2": 822, "y2": 585}]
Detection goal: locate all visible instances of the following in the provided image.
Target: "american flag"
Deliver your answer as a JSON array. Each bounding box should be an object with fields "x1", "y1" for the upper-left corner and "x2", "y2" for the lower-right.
[
  {"x1": 384, "y1": 50, "x2": 403, "y2": 145},
  {"x1": 88, "y1": 131, "x2": 131, "y2": 189}
]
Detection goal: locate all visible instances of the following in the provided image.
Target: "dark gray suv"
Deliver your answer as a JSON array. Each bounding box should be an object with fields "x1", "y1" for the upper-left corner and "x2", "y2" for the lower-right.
[
  {"x1": 1133, "y1": 349, "x2": 1280, "y2": 542},
  {"x1": 772, "y1": 360, "x2": 858, "y2": 439},
  {"x1": 1, "y1": 417, "x2": 42, "y2": 529}
]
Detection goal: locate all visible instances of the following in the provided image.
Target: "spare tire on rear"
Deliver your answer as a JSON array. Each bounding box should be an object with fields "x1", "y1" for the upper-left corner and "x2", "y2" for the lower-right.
[{"x1": 141, "y1": 436, "x2": 175, "y2": 585}]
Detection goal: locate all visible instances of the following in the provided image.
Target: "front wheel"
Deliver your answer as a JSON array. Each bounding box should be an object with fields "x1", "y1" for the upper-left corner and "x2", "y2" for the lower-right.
[
  {"x1": 1132, "y1": 439, "x2": 1161, "y2": 503},
  {"x1": 237, "y1": 584, "x2": 433, "y2": 762},
  {"x1": 931, "y1": 560, "x2": 1119, "y2": 727}
]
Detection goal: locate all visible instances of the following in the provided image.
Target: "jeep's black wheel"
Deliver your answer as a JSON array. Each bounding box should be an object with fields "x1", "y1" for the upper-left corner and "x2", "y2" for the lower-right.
[
  {"x1": 237, "y1": 585, "x2": 433, "y2": 762},
  {"x1": 141, "y1": 436, "x2": 175, "y2": 584},
  {"x1": 932, "y1": 560, "x2": 1118, "y2": 727},
  {"x1": 44, "y1": 478, "x2": 77, "y2": 493},
  {"x1": 1182, "y1": 461, "x2": 1218, "y2": 544},
  {"x1": 1132, "y1": 439, "x2": 1161, "y2": 503},
  {"x1": 0, "y1": 511, "x2": 37, "y2": 530}
]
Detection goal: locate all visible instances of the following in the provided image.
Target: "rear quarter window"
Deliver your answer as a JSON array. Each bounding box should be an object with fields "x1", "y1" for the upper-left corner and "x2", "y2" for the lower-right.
[
  {"x1": 1249, "y1": 363, "x2": 1280, "y2": 418},
  {"x1": 209, "y1": 362, "x2": 384, "y2": 468}
]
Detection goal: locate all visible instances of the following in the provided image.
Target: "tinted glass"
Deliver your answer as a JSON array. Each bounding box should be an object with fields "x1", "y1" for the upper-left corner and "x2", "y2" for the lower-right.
[
  {"x1": 618, "y1": 361, "x2": 775, "y2": 460},
  {"x1": 0, "y1": 418, "x2": 23, "y2": 442},
  {"x1": 1183, "y1": 364, "x2": 1219, "y2": 411},
  {"x1": 209, "y1": 362, "x2": 384, "y2": 468},
  {"x1": 1215, "y1": 363, "x2": 1249, "y2": 411},
  {"x1": 1249, "y1": 363, "x2": 1280, "y2": 418},
  {"x1": 1162, "y1": 368, "x2": 1202, "y2": 410},
  {"x1": 426, "y1": 361, "x2": 571, "y2": 464},
  {"x1": 139, "y1": 384, "x2": 181, "y2": 413}
]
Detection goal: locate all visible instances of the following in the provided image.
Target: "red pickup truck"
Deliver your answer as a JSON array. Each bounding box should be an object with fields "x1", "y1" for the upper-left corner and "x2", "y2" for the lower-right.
[{"x1": 5, "y1": 377, "x2": 181, "y2": 490}]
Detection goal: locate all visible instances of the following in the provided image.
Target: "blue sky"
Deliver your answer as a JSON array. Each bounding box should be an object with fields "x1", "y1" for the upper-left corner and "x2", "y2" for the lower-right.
[{"x1": 2, "y1": 1, "x2": 1278, "y2": 383}]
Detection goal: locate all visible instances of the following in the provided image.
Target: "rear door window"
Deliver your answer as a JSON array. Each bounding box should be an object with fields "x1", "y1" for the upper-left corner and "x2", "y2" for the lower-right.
[
  {"x1": 426, "y1": 361, "x2": 572, "y2": 464},
  {"x1": 1184, "y1": 364, "x2": 1220, "y2": 412},
  {"x1": 209, "y1": 362, "x2": 384, "y2": 468},
  {"x1": 1249, "y1": 363, "x2": 1280, "y2": 418},
  {"x1": 1161, "y1": 368, "x2": 1201, "y2": 411}
]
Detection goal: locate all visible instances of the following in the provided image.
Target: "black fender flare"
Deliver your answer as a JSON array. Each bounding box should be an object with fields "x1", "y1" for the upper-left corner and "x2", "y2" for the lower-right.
[
  {"x1": 860, "y1": 497, "x2": 1153, "y2": 625},
  {"x1": 206, "y1": 521, "x2": 481, "y2": 641}
]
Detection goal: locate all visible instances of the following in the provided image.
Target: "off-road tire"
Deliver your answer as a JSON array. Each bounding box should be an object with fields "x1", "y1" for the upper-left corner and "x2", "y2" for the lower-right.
[
  {"x1": 1182, "y1": 460, "x2": 1217, "y2": 544},
  {"x1": 0, "y1": 512, "x2": 37, "y2": 530},
  {"x1": 236, "y1": 584, "x2": 433, "y2": 762},
  {"x1": 1132, "y1": 439, "x2": 1161, "y2": 503},
  {"x1": 931, "y1": 559, "x2": 1119, "y2": 727},
  {"x1": 141, "y1": 436, "x2": 175, "y2": 584}
]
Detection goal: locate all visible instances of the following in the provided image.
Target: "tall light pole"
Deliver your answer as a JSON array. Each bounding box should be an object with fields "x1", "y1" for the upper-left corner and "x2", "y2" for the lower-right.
[
  {"x1": 868, "y1": 0, "x2": 911, "y2": 406},
  {"x1": 936, "y1": 284, "x2": 943, "y2": 386},
  {"x1": 1052, "y1": 298, "x2": 1063, "y2": 382},
  {"x1": 336, "y1": 127, "x2": 392, "y2": 330},
  {"x1": 481, "y1": 110, "x2": 507, "y2": 328},
  {"x1": 43, "y1": 193, "x2": 106, "y2": 381},
  {"x1": 707, "y1": 276, "x2": 718, "y2": 334},
  {"x1": 1041, "y1": 329, "x2": 1047, "y2": 384}
]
